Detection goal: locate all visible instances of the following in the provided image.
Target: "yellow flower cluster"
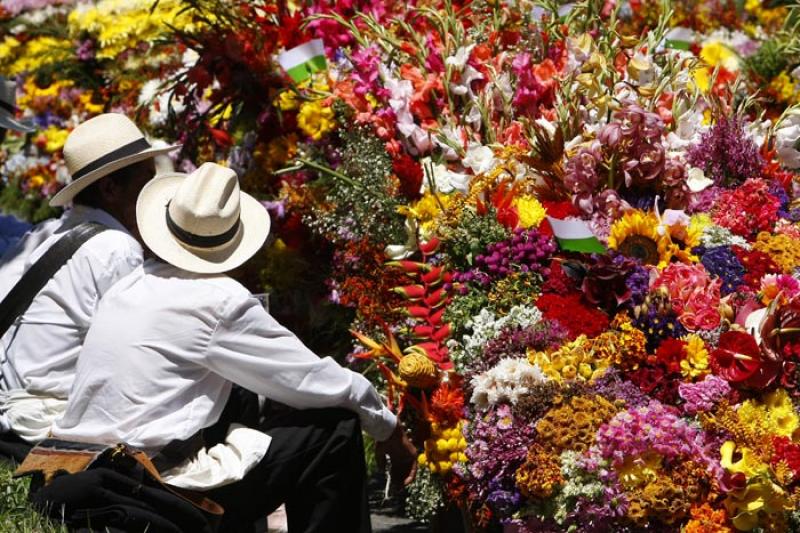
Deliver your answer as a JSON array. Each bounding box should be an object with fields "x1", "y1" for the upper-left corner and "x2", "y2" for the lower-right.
[
  {"x1": 752, "y1": 232, "x2": 800, "y2": 274},
  {"x1": 297, "y1": 100, "x2": 336, "y2": 140},
  {"x1": 398, "y1": 352, "x2": 439, "y2": 389},
  {"x1": 723, "y1": 475, "x2": 791, "y2": 531},
  {"x1": 67, "y1": 0, "x2": 201, "y2": 60},
  {"x1": 737, "y1": 389, "x2": 799, "y2": 440},
  {"x1": 418, "y1": 420, "x2": 467, "y2": 475},
  {"x1": 626, "y1": 472, "x2": 699, "y2": 526},
  {"x1": 528, "y1": 335, "x2": 610, "y2": 382},
  {"x1": 512, "y1": 195, "x2": 547, "y2": 229},
  {"x1": 515, "y1": 443, "x2": 563, "y2": 499},
  {"x1": 38, "y1": 126, "x2": 70, "y2": 153},
  {"x1": 535, "y1": 395, "x2": 619, "y2": 454},
  {"x1": 680, "y1": 334, "x2": 710, "y2": 380},
  {"x1": 597, "y1": 313, "x2": 648, "y2": 372},
  {"x1": 1, "y1": 36, "x2": 72, "y2": 76},
  {"x1": 745, "y1": 0, "x2": 789, "y2": 31},
  {"x1": 769, "y1": 72, "x2": 799, "y2": 105},
  {"x1": 406, "y1": 193, "x2": 453, "y2": 237}
]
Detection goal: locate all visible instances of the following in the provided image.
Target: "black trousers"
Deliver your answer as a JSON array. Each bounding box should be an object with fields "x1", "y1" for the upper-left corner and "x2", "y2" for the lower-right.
[
  {"x1": 206, "y1": 408, "x2": 372, "y2": 533},
  {"x1": 0, "y1": 430, "x2": 33, "y2": 465}
]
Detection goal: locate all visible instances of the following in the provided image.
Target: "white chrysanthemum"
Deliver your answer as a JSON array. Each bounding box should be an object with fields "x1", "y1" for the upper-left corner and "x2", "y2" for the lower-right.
[{"x1": 470, "y1": 357, "x2": 547, "y2": 410}]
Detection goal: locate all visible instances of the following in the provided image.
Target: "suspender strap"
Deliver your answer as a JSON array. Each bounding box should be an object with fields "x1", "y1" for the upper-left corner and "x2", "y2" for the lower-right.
[{"x1": 0, "y1": 222, "x2": 108, "y2": 338}]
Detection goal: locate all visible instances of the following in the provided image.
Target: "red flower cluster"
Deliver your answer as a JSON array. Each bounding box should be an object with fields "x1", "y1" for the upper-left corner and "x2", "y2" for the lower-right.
[
  {"x1": 393, "y1": 152, "x2": 423, "y2": 201},
  {"x1": 772, "y1": 436, "x2": 800, "y2": 482},
  {"x1": 430, "y1": 383, "x2": 465, "y2": 425},
  {"x1": 654, "y1": 338, "x2": 687, "y2": 373},
  {"x1": 732, "y1": 246, "x2": 781, "y2": 290},
  {"x1": 535, "y1": 292, "x2": 609, "y2": 339},
  {"x1": 712, "y1": 179, "x2": 780, "y2": 238}
]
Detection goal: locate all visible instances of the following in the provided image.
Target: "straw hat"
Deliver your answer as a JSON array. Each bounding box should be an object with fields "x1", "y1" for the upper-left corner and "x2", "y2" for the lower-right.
[
  {"x1": 136, "y1": 162, "x2": 270, "y2": 274},
  {"x1": 49, "y1": 113, "x2": 180, "y2": 207},
  {"x1": 0, "y1": 76, "x2": 35, "y2": 133}
]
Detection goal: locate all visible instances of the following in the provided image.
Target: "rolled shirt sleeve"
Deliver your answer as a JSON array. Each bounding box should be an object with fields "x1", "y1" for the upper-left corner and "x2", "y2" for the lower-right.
[{"x1": 204, "y1": 294, "x2": 397, "y2": 442}]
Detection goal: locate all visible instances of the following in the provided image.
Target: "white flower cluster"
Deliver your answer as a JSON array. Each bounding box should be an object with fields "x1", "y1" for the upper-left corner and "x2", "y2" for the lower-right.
[
  {"x1": 448, "y1": 304, "x2": 542, "y2": 371},
  {"x1": 469, "y1": 357, "x2": 546, "y2": 410}
]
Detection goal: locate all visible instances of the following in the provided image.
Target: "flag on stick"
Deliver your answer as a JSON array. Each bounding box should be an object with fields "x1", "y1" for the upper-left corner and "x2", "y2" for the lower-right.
[
  {"x1": 547, "y1": 217, "x2": 606, "y2": 254},
  {"x1": 278, "y1": 39, "x2": 327, "y2": 84}
]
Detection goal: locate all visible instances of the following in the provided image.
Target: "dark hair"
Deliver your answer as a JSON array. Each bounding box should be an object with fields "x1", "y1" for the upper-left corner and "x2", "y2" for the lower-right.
[{"x1": 73, "y1": 159, "x2": 152, "y2": 208}]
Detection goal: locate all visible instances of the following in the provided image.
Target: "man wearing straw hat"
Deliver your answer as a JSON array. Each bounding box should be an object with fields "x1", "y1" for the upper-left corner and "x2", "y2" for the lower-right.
[
  {"x1": 0, "y1": 112, "x2": 178, "y2": 462},
  {"x1": 38, "y1": 162, "x2": 416, "y2": 532}
]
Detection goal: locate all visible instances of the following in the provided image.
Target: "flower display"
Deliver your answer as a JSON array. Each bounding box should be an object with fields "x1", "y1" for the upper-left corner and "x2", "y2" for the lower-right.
[{"x1": 5, "y1": 0, "x2": 800, "y2": 530}]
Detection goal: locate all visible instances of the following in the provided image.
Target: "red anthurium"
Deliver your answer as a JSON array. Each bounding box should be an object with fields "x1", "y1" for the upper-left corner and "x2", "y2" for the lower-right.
[{"x1": 711, "y1": 330, "x2": 781, "y2": 390}]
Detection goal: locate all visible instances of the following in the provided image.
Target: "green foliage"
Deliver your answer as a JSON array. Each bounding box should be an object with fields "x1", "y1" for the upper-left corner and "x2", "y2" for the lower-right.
[
  {"x1": 0, "y1": 462, "x2": 66, "y2": 533},
  {"x1": 745, "y1": 39, "x2": 788, "y2": 81},
  {"x1": 439, "y1": 206, "x2": 510, "y2": 270},
  {"x1": 0, "y1": 182, "x2": 60, "y2": 223}
]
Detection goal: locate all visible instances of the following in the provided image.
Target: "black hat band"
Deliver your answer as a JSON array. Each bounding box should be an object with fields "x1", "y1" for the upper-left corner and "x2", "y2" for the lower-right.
[
  {"x1": 166, "y1": 202, "x2": 241, "y2": 249},
  {"x1": 72, "y1": 137, "x2": 152, "y2": 180}
]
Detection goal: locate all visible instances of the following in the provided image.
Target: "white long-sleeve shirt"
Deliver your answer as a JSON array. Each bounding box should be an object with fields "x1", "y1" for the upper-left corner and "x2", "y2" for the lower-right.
[
  {"x1": 0, "y1": 206, "x2": 142, "y2": 440},
  {"x1": 53, "y1": 260, "x2": 397, "y2": 487}
]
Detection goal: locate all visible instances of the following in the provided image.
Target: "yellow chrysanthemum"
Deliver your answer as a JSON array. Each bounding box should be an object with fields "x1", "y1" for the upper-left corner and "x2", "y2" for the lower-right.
[
  {"x1": 275, "y1": 90, "x2": 301, "y2": 111},
  {"x1": 403, "y1": 193, "x2": 453, "y2": 237},
  {"x1": 513, "y1": 195, "x2": 547, "y2": 229},
  {"x1": 752, "y1": 232, "x2": 800, "y2": 274},
  {"x1": 738, "y1": 389, "x2": 799, "y2": 439},
  {"x1": 680, "y1": 334, "x2": 710, "y2": 379},
  {"x1": 67, "y1": 0, "x2": 203, "y2": 60},
  {"x1": 297, "y1": 100, "x2": 335, "y2": 141},
  {"x1": 769, "y1": 72, "x2": 799, "y2": 104},
  {"x1": 608, "y1": 210, "x2": 672, "y2": 268},
  {"x1": 6, "y1": 36, "x2": 73, "y2": 76},
  {"x1": 699, "y1": 41, "x2": 739, "y2": 72}
]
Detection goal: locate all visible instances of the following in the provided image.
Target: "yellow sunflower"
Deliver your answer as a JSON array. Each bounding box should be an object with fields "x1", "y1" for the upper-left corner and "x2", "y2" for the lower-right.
[
  {"x1": 663, "y1": 220, "x2": 701, "y2": 264},
  {"x1": 608, "y1": 210, "x2": 672, "y2": 267}
]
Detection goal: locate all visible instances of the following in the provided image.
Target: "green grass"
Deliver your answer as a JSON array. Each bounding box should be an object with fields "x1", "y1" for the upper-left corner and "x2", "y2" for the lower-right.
[{"x1": 0, "y1": 462, "x2": 66, "y2": 533}]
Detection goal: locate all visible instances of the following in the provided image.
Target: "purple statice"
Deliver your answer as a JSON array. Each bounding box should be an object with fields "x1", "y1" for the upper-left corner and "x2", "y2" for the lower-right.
[
  {"x1": 686, "y1": 117, "x2": 764, "y2": 187},
  {"x1": 590, "y1": 369, "x2": 650, "y2": 408},
  {"x1": 678, "y1": 375, "x2": 732, "y2": 415},
  {"x1": 460, "y1": 404, "x2": 535, "y2": 520},
  {"x1": 768, "y1": 180, "x2": 800, "y2": 222},
  {"x1": 632, "y1": 305, "x2": 687, "y2": 352},
  {"x1": 473, "y1": 321, "x2": 569, "y2": 374},
  {"x1": 697, "y1": 245, "x2": 745, "y2": 295},
  {"x1": 624, "y1": 263, "x2": 651, "y2": 307},
  {"x1": 595, "y1": 401, "x2": 722, "y2": 478},
  {"x1": 454, "y1": 229, "x2": 556, "y2": 286}
]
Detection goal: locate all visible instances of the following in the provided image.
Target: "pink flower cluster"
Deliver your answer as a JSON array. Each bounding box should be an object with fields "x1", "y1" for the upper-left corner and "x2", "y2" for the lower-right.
[
  {"x1": 595, "y1": 401, "x2": 719, "y2": 474},
  {"x1": 654, "y1": 263, "x2": 722, "y2": 331},
  {"x1": 678, "y1": 375, "x2": 732, "y2": 415}
]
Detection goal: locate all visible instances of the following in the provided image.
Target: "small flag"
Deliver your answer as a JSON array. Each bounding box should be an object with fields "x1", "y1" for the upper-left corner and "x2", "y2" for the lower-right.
[
  {"x1": 662, "y1": 27, "x2": 695, "y2": 51},
  {"x1": 278, "y1": 39, "x2": 328, "y2": 84},
  {"x1": 546, "y1": 217, "x2": 606, "y2": 254}
]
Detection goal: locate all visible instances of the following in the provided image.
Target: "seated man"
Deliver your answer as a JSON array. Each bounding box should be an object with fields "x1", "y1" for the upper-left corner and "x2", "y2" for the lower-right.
[
  {"x1": 44, "y1": 163, "x2": 416, "y2": 532},
  {"x1": 0, "y1": 113, "x2": 177, "y2": 461}
]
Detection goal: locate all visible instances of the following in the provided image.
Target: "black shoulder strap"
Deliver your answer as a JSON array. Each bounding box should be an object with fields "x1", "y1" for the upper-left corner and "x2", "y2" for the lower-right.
[{"x1": 0, "y1": 222, "x2": 108, "y2": 338}]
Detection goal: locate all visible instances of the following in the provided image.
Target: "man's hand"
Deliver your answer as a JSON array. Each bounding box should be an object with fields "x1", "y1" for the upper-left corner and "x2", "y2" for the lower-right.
[{"x1": 375, "y1": 422, "x2": 418, "y2": 490}]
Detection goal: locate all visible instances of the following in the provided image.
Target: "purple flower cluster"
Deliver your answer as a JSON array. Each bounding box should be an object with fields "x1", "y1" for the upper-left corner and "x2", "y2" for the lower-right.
[
  {"x1": 768, "y1": 180, "x2": 800, "y2": 222},
  {"x1": 678, "y1": 375, "x2": 732, "y2": 415},
  {"x1": 624, "y1": 263, "x2": 651, "y2": 307},
  {"x1": 595, "y1": 401, "x2": 719, "y2": 474},
  {"x1": 686, "y1": 117, "x2": 764, "y2": 187},
  {"x1": 590, "y1": 369, "x2": 650, "y2": 408},
  {"x1": 697, "y1": 245, "x2": 745, "y2": 295},
  {"x1": 461, "y1": 404, "x2": 535, "y2": 519},
  {"x1": 454, "y1": 229, "x2": 556, "y2": 286},
  {"x1": 632, "y1": 306, "x2": 687, "y2": 352},
  {"x1": 474, "y1": 321, "x2": 569, "y2": 374}
]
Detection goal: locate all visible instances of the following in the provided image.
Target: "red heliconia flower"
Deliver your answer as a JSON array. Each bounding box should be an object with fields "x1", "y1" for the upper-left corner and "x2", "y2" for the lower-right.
[{"x1": 710, "y1": 330, "x2": 780, "y2": 390}]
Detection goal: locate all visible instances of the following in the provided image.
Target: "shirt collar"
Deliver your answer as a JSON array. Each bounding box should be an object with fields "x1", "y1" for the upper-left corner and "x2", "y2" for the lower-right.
[{"x1": 63, "y1": 205, "x2": 128, "y2": 234}]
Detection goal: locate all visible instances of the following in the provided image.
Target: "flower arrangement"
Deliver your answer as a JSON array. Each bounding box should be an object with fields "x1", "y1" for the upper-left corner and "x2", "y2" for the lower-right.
[{"x1": 4, "y1": 0, "x2": 800, "y2": 530}]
